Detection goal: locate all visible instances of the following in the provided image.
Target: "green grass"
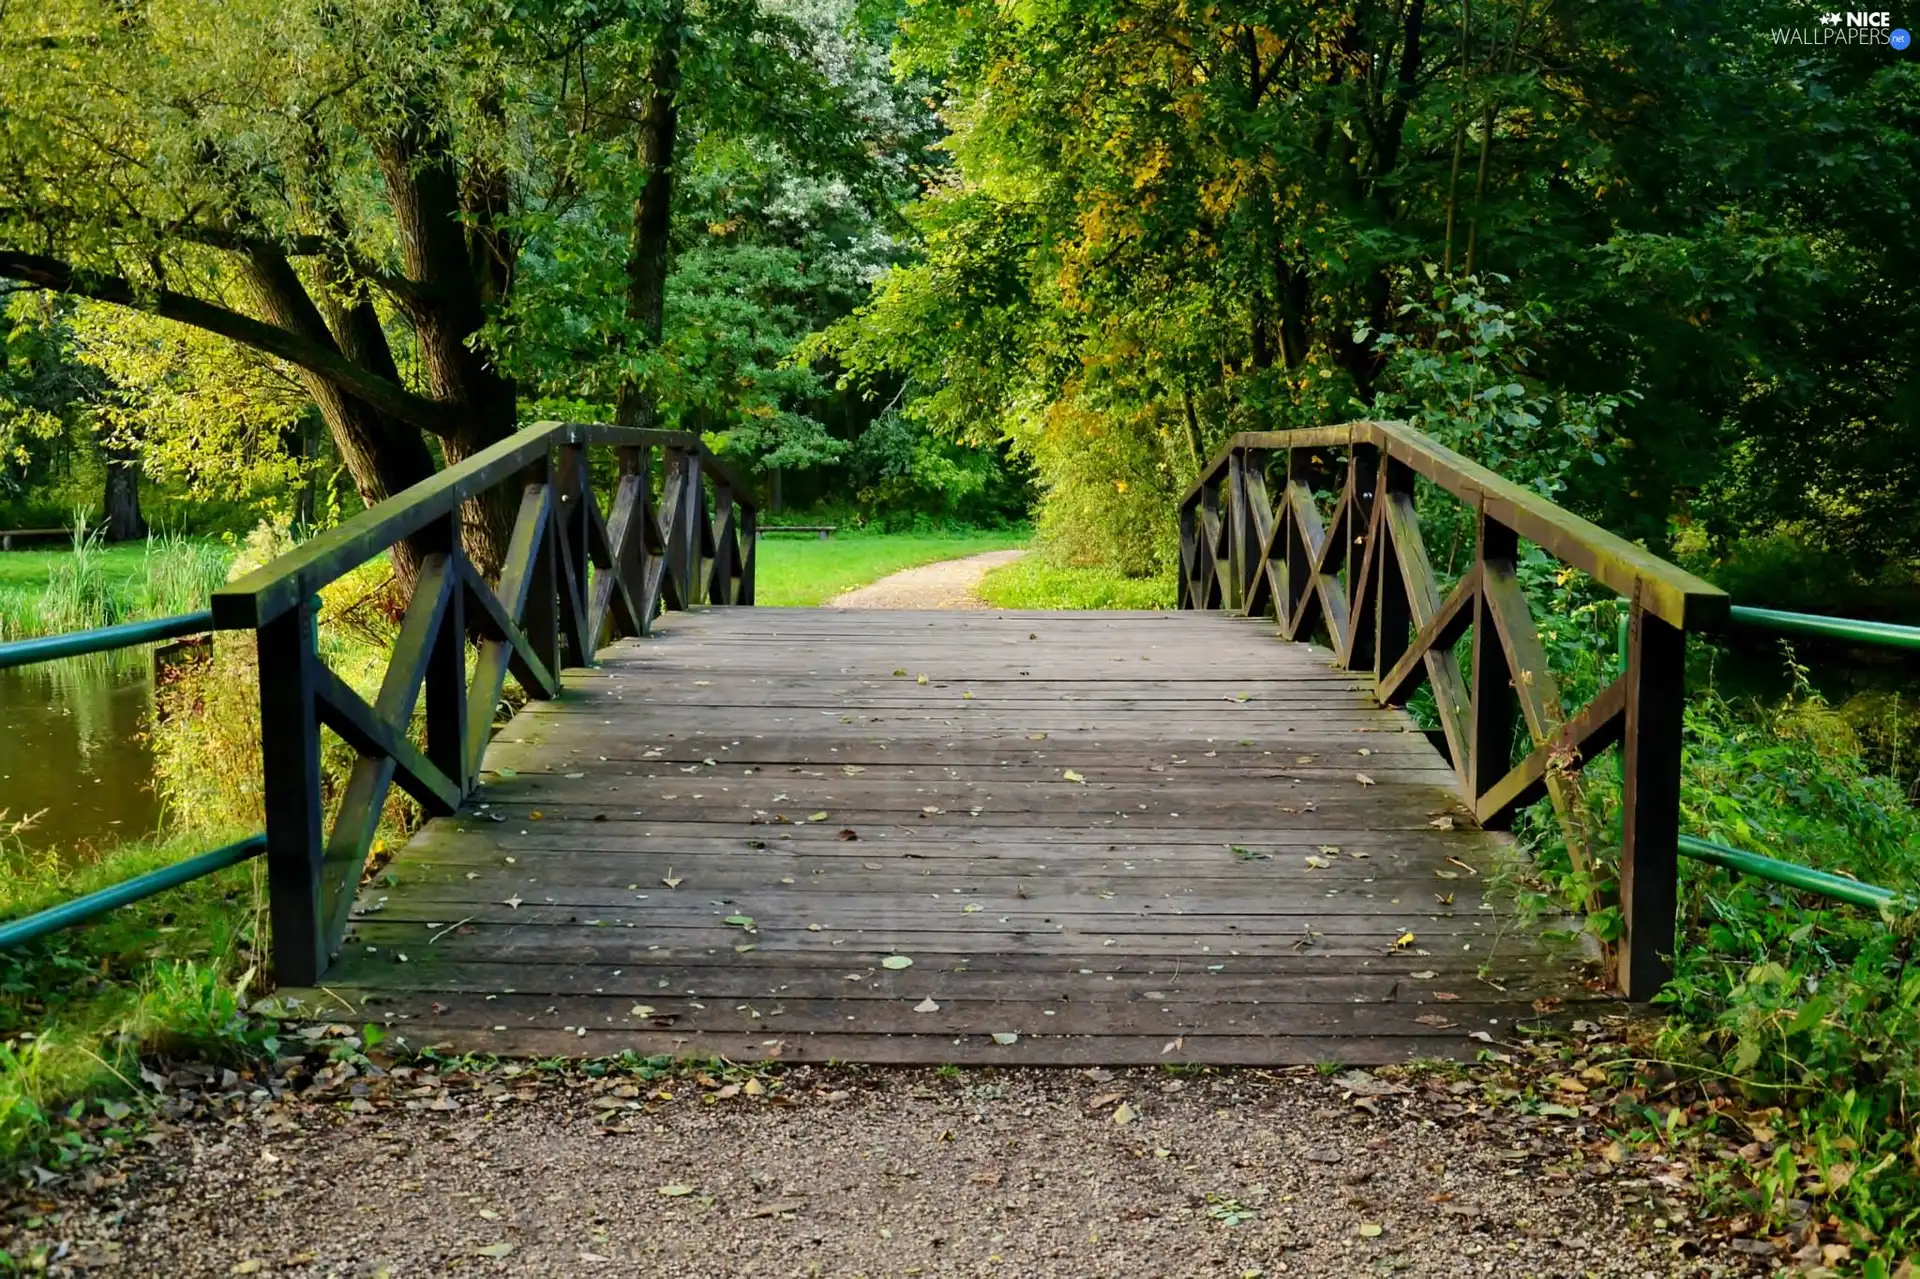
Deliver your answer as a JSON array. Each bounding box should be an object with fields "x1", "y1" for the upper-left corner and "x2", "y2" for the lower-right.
[
  {"x1": 751, "y1": 529, "x2": 1028, "y2": 606},
  {"x1": 975, "y1": 553, "x2": 1173, "y2": 609},
  {"x1": 0, "y1": 525, "x2": 231, "y2": 641},
  {"x1": 0, "y1": 824, "x2": 269, "y2": 1167}
]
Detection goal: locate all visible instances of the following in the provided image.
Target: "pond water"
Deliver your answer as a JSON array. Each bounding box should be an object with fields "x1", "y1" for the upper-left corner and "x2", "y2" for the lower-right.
[{"x1": 0, "y1": 655, "x2": 167, "y2": 862}]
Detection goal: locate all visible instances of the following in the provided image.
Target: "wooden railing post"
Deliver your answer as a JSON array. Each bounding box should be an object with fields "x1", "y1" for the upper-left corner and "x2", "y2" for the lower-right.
[
  {"x1": 737, "y1": 503, "x2": 757, "y2": 605},
  {"x1": 425, "y1": 511, "x2": 469, "y2": 796},
  {"x1": 1178, "y1": 500, "x2": 1199, "y2": 609},
  {"x1": 710, "y1": 482, "x2": 735, "y2": 605},
  {"x1": 1345, "y1": 444, "x2": 1382, "y2": 672},
  {"x1": 554, "y1": 439, "x2": 592, "y2": 668},
  {"x1": 257, "y1": 598, "x2": 326, "y2": 985},
  {"x1": 1619, "y1": 598, "x2": 1685, "y2": 999},
  {"x1": 1375, "y1": 456, "x2": 1415, "y2": 680},
  {"x1": 1226, "y1": 448, "x2": 1248, "y2": 612},
  {"x1": 1468, "y1": 512, "x2": 1519, "y2": 801}
]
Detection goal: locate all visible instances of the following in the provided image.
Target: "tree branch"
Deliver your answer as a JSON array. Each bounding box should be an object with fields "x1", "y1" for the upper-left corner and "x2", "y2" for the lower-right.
[{"x1": 0, "y1": 249, "x2": 458, "y2": 437}]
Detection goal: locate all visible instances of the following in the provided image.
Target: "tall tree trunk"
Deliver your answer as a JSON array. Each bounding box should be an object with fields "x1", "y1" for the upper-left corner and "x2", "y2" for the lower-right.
[
  {"x1": 616, "y1": 15, "x2": 683, "y2": 430},
  {"x1": 102, "y1": 443, "x2": 146, "y2": 542},
  {"x1": 377, "y1": 126, "x2": 519, "y2": 576}
]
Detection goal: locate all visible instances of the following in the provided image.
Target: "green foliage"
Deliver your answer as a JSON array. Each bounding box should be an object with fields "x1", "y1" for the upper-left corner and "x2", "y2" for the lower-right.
[
  {"x1": 153, "y1": 521, "x2": 418, "y2": 847},
  {"x1": 70, "y1": 303, "x2": 318, "y2": 517},
  {"x1": 1649, "y1": 679, "x2": 1920, "y2": 1263}
]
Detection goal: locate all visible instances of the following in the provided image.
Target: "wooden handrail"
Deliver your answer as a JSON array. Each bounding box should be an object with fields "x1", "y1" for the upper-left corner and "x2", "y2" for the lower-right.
[
  {"x1": 219, "y1": 420, "x2": 757, "y2": 985},
  {"x1": 1181, "y1": 422, "x2": 1726, "y2": 629},
  {"x1": 1178, "y1": 419, "x2": 1726, "y2": 1000},
  {"x1": 214, "y1": 424, "x2": 755, "y2": 627}
]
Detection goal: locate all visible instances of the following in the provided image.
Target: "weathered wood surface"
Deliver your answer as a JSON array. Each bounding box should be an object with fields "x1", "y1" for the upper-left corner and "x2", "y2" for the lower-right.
[{"x1": 286, "y1": 607, "x2": 1605, "y2": 1064}]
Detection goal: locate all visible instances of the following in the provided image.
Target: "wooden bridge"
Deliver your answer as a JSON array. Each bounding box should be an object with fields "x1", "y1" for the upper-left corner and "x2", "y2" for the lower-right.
[{"x1": 209, "y1": 419, "x2": 1725, "y2": 1065}]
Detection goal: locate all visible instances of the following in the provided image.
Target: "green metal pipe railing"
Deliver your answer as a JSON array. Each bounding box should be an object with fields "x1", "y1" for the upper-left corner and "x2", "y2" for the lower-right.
[
  {"x1": 0, "y1": 609, "x2": 216, "y2": 672},
  {"x1": 1729, "y1": 604, "x2": 1920, "y2": 651},
  {"x1": 1677, "y1": 834, "x2": 1904, "y2": 912},
  {"x1": 0, "y1": 834, "x2": 267, "y2": 951}
]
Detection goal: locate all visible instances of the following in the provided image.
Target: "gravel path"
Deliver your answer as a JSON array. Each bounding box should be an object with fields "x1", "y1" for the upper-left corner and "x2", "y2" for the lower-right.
[
  {"x1": 4, "y1": 1063, "x2": 1760, "y2": 1277},
  {"x1": 828, "y1": 548, "x2": 1027, "y2": 609}
]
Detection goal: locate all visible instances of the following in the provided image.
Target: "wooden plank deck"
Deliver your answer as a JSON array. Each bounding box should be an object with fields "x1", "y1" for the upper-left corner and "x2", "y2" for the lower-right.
[{"x1": 292, "y1": 607, "x2": 1604, "y2": 1064}]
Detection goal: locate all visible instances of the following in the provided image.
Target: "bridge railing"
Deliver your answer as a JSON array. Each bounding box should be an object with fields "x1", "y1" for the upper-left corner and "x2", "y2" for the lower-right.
[
  {"x1": 207, "y1": 423, "x2": 755, "y2": 985},
  {"x1": 1178, "y1": 420, "x2": 1728, "y2": 998},
  {"x1": 0, "y1": 423, "x2": 750, "y2": 975}
]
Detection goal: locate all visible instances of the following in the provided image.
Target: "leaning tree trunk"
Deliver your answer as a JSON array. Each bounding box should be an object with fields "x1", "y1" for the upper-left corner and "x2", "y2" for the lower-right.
[
  {"x1": 380, "y1": 129, "x2": 520, "y2": 578},
  {"x1": 241, "y1": 251, "x2": 442, "y2": 589}
]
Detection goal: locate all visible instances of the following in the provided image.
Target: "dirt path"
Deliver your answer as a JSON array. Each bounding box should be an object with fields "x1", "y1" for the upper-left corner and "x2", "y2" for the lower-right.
[
  {"x1": 4, "y1": 1062, "x2": 1761, "y2": 1277},
  {"x1": 827, "y1": 548, "x2": 1027, "y2": 609}
]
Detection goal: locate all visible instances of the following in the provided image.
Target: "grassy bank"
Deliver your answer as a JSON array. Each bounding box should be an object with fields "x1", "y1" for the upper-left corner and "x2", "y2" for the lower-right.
[
  {"x1": 0, "y1": 826, "x2": 268, "y2": 1166},
  {"x1": 975, "y1": 553, "x2": 1172, "y2": 609},
  {"x1": 752, "y1": 529, "x2": 1027, "y2": 605},
  {"x1": 0, "y1": 528, "x2": 231, "y2": 641}
]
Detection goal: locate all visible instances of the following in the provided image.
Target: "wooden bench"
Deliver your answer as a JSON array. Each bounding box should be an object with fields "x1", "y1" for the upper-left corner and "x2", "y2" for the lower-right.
[
  {"x1": 757, "y1": 525, "x2": 837, "y2": 539},
  {"x1": 0, "y1": 528, "x2": 70, "y2": 551}
]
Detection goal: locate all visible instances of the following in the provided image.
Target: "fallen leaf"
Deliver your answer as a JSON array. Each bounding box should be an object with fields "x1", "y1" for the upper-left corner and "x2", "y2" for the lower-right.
[
  {"x1": 476, "y1": 1242, "x2": 515, "y2": 1258},
  {"x1": 991, "y1": 1031, "x2": 1018, "y2": 1045},
  {"x1": 1355, "y1": 773, "x2": 1376, "y2": 786},
  {"x1": 1304, "y1": 855, "x2": 1331, "y2": 869},
  {"x1": 1393, "y1": 931, "x2": 1415, "y2": 948},
  {"x1": 630, "y1": 1005, "x2": 656, "y2": 1017},
  {"x1": 914, "y1": 997, "x2": 940, "y2": 1013},
  {"x1": 662, "y1": 868, "x2": 682, "y2": 889},
  {"x1": 1062, "y1": 769, "x2": 1086, "y2": 783},
  {"x1": 808, "y1": 811, "x2": 829, "y2": 822},
  {"x1": 724, "y1": 915, "x2": 755, "y2": 928},
  {"x1": 230, "y1": 1263, "x2": 265, "y2": 1276},
  {"x1": 916, "y1": 673, "x2": 929, "y2": 684},
  {"x1": 1358, "y1": 1223, "x2": 1383, "y2": 1239},
  {"x1": 1112, "y1": 1102, "x2": 1137, "y2": 1124},
  {"x1": 837, "y1": 828, "x2": 859, "y2": 841},
  {"x1": 502, "y1": 894, "x2": 523, "y2": 910},
  {"x1": 657, "y1": 1184, "x2": 697, "y2": 1197},
  {"x1": 881, "y1": 955, "x2": 913, "y2": 970}
]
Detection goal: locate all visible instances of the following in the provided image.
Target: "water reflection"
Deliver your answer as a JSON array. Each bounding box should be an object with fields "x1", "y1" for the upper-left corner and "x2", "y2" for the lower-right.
[{"x1": 0, "y1": 653, "x2": 165, "y2": 862}]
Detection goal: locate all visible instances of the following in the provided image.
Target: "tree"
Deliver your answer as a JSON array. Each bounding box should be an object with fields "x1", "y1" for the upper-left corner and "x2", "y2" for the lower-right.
[{"x1": 826, "y1": 0, "x2": 1920, "y2": 572}]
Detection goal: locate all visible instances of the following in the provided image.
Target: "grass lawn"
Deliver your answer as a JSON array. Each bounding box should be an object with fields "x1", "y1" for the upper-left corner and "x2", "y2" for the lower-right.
[
  {"x1": 0, "y1": 543, "x2": 156, "y2": 590},
  {"x1": 975, "y1": 554, "x2": 1173, "y2": 609},
  {"x1": 751, "y1": 530, "x2": 1028, "y2": 606}
]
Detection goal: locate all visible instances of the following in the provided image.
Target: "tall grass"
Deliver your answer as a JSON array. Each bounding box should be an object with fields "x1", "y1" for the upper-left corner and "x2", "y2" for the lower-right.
[
  {"x1": 0, "y1": 818, "x2": 269, "y2": 1166},
  {"x1": 0, "y1": 513, "x2": 230, "y2": 641}
]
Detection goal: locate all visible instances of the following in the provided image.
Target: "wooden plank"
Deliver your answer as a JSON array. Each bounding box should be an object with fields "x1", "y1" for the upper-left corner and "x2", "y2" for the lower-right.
[
  {"x1": 329, "y1": 1026, "x2": 1523, "y2": 1067},
  {"x1": 318, "y1": 989, "x2": 1563, "y2": 1040}
]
